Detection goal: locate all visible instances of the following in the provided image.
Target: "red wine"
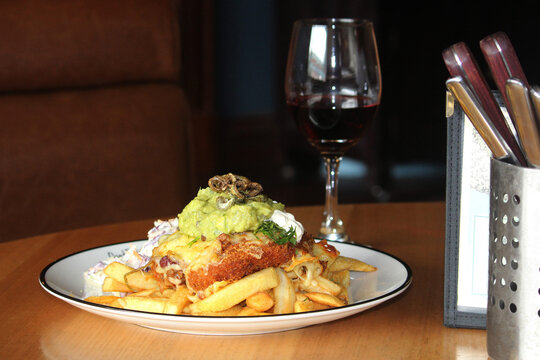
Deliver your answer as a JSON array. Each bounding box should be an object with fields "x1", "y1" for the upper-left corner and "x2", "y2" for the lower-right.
[{"x1": 287, "y1": 95, "x2": 379, "y2": 155}]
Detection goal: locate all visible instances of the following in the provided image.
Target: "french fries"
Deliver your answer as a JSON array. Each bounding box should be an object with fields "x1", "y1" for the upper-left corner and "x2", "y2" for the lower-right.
[
  {"x1": 86, "y1": 263, "x2": 192, "y2": 314},
  {"x1": 85, "y1": 295, "x2": 121, "y2": 306},
  {"x1": 294, "y1": 295, "x2": 330, "y2": 313},
  {"x1": 237, "y1": 307, "x2": 271, "y2": 316},
  {"x1": 273, "y1": 268, "x2": 295, "y2": 314},
  {"x1": 102, "y1": 262, "x2": 133, "y2": 284},
  {"x1": 246, "y1": 291, "x2": 274, "y2": 312},
  {"x1": 102, "y1": 277, "x2": 131, "y2": 293},
  {"x1": 328, "y1": 256, "x2": 377, "y2": 273},
  {"x1": 163, "y1": 287, "x2": 191, "y2": 314},
  {"x1": 116, "y1": 296, "x2": 169, "y2": 313},
  {"x1": 85, "y1": 247, "x2": 377, "y2": 316},
  {"x1": 186, "y1": 267, "x2": 279, "y2": 314},
  {"x1": 305, "y1": 292, "x2": 345, "y2": 307},
  {"x1": 102, "y1": 262, "x2": 159, "y2": 292}
]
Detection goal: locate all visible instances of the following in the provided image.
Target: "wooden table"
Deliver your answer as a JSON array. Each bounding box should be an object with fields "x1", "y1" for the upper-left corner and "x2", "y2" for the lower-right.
[{"x1": 0, "y1": 202, "x2": 488, "y2": 359}]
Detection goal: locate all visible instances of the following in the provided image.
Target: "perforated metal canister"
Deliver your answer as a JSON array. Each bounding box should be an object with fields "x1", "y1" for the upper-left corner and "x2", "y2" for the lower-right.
[{"x1": 487, "y1": 158, "x2": 540, "y2": 360}]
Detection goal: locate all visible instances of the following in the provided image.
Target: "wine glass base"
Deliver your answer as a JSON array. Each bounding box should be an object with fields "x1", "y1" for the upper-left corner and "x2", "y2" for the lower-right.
[{"x1": 317, "y1": 232, "x2": 350, "y2": 243}]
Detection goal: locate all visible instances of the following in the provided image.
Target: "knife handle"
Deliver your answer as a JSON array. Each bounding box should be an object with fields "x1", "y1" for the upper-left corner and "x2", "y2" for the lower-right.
[
  {"x1": 480, "y1": 32, "x2": 529, "y2": 114},
  {"x1": 506, "y1": 79, "x2": 540, "y2": 168},
  {"x1": 529, "y1": 86, "x2": 540, "y2": 126}
]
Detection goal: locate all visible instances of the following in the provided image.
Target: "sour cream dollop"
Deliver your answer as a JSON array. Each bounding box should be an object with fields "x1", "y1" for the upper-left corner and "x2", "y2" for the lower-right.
[{"x1": 269, "y1": 210, "x2": 304, "y2": 243}]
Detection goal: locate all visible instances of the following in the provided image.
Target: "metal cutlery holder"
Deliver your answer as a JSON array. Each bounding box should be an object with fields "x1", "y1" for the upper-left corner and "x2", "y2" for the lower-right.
[{"x1": 487, "y1": 158, "x2": 540, "y2": 360}]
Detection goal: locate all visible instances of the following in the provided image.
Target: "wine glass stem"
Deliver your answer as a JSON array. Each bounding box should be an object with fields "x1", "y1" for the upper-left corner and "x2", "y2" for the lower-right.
[{"x1": 319, "y1": 155, "x2": 348, "y2": 242}]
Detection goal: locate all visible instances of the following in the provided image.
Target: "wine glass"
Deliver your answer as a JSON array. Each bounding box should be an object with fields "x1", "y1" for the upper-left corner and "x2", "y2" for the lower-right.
[{"x1": 285, "y1": 18, "x2": 382, "y2": 242}]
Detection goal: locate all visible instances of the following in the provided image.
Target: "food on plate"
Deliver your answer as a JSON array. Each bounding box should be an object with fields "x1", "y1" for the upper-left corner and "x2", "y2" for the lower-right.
[{"x1": 84, "y1": 173, "x2": 376, "y2": 315}]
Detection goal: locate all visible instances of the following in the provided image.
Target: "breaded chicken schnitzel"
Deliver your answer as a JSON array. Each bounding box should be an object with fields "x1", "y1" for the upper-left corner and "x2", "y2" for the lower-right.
[{"x1": 149, "y1": 231, "x2": 306, "y2": 297}]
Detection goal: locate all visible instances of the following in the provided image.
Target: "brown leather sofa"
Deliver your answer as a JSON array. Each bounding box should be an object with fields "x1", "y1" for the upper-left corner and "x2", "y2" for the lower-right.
[{"x1": 1, "y1": 0, "x2": 198, "y2": 242}]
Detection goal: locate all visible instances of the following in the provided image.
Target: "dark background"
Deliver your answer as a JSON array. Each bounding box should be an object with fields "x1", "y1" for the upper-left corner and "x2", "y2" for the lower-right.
[{"x1": 183, "y1": 0, "x2": 540, "y2": 206}]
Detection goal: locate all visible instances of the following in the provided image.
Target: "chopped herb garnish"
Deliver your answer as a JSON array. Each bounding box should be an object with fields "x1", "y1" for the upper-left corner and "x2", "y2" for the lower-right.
[
  {"x1": 187, "y1": 236, "x2": 200, "y2": 248},
  {"x1": 256, "y1": 221, "x2": 297, "y2": 245}
]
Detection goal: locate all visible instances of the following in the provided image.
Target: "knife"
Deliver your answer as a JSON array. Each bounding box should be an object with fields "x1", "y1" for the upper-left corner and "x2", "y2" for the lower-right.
[
  {"x1": 446, "y1": 76, "x2": 518, "y2": 164},
  {"x1": 442, "y1": 42, "x2": 527, "y2": 166},
  {"x1": 480, "y1": 32, "x2": 529, "y2": 150},
  {"x1": 529, "y1": 85, "x2": 540, "y2": 124},
  {"x1": 505, "y1": 78, "x2": 540, "y2": 167},
  {"x1": 480, "y1": 32, "x2": 529, "y2": 106}
]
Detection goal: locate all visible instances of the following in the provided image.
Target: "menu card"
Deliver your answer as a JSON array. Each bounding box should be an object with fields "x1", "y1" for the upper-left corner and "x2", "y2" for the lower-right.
[
  {"x1": 443, "y1": 91, "x2": 501, "y2": 329},
  {"x1": 456, "y1": 118, "x2": 490, "y2": 314}
]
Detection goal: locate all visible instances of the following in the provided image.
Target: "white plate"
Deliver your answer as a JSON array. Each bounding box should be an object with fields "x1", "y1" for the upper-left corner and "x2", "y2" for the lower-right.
[{"x1": 40, "y1": 240, "x2": 412, "y2": 335}]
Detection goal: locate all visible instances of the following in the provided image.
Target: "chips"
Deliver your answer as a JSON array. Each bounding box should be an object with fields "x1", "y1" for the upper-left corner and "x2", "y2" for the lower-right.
[
  {"x1": 273, "y1": 268, "x2": 295, "y2": 314},
  {"x1": 246, "y1": 291, "x2": 274, "y2": 312},
  {"x1": 85, "y1": 250, "x2": 376, "y2": 316},
  {"x1": 328, "y1": 256, "x2": 377, "y2": 273}
]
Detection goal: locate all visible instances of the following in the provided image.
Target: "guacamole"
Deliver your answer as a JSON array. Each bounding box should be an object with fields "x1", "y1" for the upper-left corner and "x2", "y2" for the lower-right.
[{"x1": 177, "y1": 187, "x2": 284, "y2": 239}]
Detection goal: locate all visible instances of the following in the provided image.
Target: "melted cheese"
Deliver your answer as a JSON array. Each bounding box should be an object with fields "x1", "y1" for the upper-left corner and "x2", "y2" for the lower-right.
[
  {"x1": 154, "y1": 231, "x2": 222, "y2": 271},
  {"x1": 282, "y1": 250, "x2": 318, "y2": 272}
]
